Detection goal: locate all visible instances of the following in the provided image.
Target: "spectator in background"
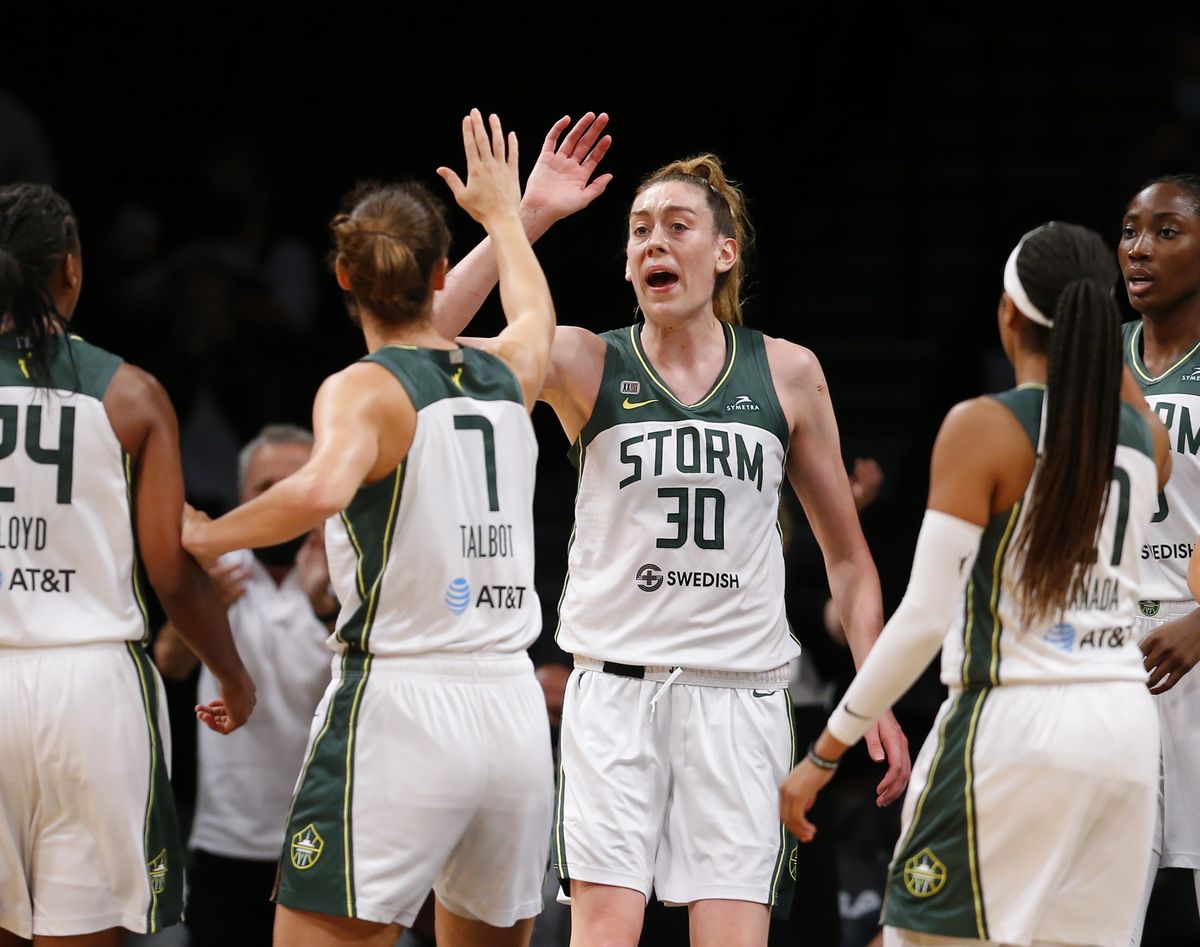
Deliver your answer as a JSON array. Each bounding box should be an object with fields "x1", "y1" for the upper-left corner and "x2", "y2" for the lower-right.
[{"x1": 155, "y1": 424, "x2": 335, "y2": 946}]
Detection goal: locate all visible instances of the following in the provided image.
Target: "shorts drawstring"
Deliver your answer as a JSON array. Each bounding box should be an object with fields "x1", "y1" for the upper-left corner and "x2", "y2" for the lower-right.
[{"x1": 648, "y1": 666, "x2": 683, "y2": 720}]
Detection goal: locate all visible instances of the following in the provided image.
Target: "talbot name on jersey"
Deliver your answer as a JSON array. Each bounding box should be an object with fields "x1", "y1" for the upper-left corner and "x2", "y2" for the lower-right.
[
  {"x1": 459, "y1": 523, "x2": 515, "y2": 559},
  {"x1": 0, "y1": 516, "x2": 48, "y2": 550},
  {"x1": 4, "y1": 567, "x2": 74, "y2": 592},
  {"x1": 618, "y1": 426, "x2": 765, "y2": 492},
  {"x1": 1065, "y1": 576, "x2": 1120, "y2": 612},
  {"x1": 1142, "y1": 542, "x2": 1193, "y2": 561}
]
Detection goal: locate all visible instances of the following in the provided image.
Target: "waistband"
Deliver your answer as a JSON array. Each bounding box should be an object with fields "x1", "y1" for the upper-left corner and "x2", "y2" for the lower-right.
[
  {"x1": 573, "y1": 654, "x2": 791, "y2": 688},
  {"x1": 333, "y1": 650, "x2": 534, "y2": 681},
  {"x1": 1136, "y1": 599, "x2": 1198, "y2": 622},
  {"x1": 0, "y1": 640, "x2": 138, "y2": 658}
]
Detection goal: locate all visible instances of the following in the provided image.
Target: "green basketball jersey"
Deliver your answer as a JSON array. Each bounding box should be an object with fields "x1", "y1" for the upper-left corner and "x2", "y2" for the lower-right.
[
  {"x1": 0, "y1": 333, "x2": 149, "y2": 647},
  {"x1": 324, "y1": 345, "x2": 539, "y2": 656},
  {"x1": 556, "y1": 321, "x2": 798, "y2": 671},
  {"x1": 1122, "y1": 320, "x2": 1200, "y2": 600}
]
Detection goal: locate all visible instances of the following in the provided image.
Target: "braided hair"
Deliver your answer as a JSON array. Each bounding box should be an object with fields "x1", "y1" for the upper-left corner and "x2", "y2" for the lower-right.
[
  {"x1": 0, "y1": 184, "x2": 79, "y2": 380},
  {"x1": 1006, "y1": 222, "x2": 1124, "y2": 623}
]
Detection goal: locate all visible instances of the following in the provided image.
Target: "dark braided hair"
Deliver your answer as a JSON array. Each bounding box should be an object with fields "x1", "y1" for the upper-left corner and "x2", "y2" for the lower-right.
[
  {"x1": 1007, "y1": 222, "x2": 1123, "y2": 624},
  {"x1": 330, "y1": 180, "x2": 450, "y2": 327},
  {"x1": 0, "y1": 184, "x2": 79, "y2": 381}
]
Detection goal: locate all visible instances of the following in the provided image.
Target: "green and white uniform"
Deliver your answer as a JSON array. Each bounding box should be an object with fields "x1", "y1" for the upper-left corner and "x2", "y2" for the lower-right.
[
  {"x1": 554, "y1": 322, "x2": 799, "y2": 911},
  {"x1": 883, "y1": 387, "x2": 1159, "y2": 947},
  {"x1": 276, "y1": 345, "x2": 552, "y2": 929},
  {"x1": 0, "y1": 335, "x2": 182, "y2": 939},
  {"x1": 1123, "y1": 321, "x2": 1200, "y2": 882}
]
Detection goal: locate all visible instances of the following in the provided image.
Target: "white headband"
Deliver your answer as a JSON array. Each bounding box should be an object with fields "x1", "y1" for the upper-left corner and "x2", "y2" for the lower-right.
[{"x1": 1003, "y1": 228, "x2": 1053, "y2": 328}]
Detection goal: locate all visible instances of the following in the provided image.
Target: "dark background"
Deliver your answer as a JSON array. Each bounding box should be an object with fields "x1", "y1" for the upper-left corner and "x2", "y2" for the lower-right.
[{"x1": 5, "y1": 19, "x2": 1200, "y2": 945}]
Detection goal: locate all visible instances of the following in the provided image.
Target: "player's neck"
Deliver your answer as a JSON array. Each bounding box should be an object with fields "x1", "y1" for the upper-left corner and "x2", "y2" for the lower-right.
[
  {"x1": 361, "y1": 313, "x2": 457, "y2": 353},
  {"x1": 1011, "y1": 349, "x2": 1048, "y2": 387},
  {"x1": 1140, "y1": 306, "x2": 1200, "y2": 372},
  {"x1": 639, "y1": 311, "x2": 725, "y2": 370}
]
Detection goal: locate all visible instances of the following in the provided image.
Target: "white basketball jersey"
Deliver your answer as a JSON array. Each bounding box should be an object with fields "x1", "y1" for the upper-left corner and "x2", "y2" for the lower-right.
[
  {"x1": 1123, "y1": 320, "x2": 1200, "y2": 602},
  {"x1": 0, "y1": 335, "x2": 146, "y2": 648},
  {"x1": 940, "y1": 385, "x2": 1157, "y2": 687},
  {"x1": 324, "y1": 345, "x2": 540, "y2": 657},
  {"x1": 556, "y1": 323, "x2": 799, "y2": 672}
]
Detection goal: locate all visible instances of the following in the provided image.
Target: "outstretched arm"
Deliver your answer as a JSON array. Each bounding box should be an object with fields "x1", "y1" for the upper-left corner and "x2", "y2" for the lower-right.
[
  {"x1": 772, "y1": 341, "x2": 910, "y2": 805},
  {"x1": 105, "y1": 364, "x2": 254, "y2": 733},
  {"x1": 781, "y1": 398, "x2": 1012, "y2": 841},
  {"x1": 429, "y1": 111, "x2": 611, "y2": 341},
  {"x1": 439, "y1": 110, "x2": 556, "y2": 410},
  {"x1": 182, "y1": 364, "x2": 409, "y2": 559}
]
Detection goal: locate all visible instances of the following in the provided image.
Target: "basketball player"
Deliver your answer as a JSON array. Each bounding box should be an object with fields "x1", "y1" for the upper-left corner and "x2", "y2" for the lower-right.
[
  {"x1": 434, "y1": 153, "x2": 911, "y2": 946},
  {"x1": 182, "y1": 110, "x2": 556, "y2": 947},
  {"x1": 0, "y1": 183, "x2": 255, "y2": 946},
  {"x1": 780, "y1": 222, "x2": 1171, "y2": 947},
  {"x1": 1120, "y1": 174, "x2": 1200, "y2": 944}
]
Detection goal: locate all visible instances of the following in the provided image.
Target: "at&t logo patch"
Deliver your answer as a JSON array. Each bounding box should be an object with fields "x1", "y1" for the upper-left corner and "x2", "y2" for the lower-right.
[{"x1": 445, "y1": 578, "x2": 471, "y2": 615}]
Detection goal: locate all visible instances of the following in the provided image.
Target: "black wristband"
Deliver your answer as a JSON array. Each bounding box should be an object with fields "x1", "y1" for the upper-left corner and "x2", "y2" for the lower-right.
[{"x1": 806, "y1": 741, "x2": 840, "y2": 772}]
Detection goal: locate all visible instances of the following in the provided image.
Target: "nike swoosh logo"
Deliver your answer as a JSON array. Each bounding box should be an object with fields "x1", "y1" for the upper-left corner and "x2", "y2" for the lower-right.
[
  {"x1": 751, "y1": 689, "x2": 776, "y2": 698},
  {"x1": 842, "y1": 704, "x2": 870, "y2": 720},
  {"x1": 622, "y1": 398, "x2": 659, "y2": 410}
]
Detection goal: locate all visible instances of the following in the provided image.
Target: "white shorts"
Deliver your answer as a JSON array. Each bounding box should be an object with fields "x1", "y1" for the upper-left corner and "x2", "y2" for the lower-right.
[
  {"x1": 1135, "y1": 599, "x2": 1200, "y2": 868},
  {"x1": 0, "y1": 642, "x2": 182, "y2": 939},
  {"x1": 883, "y1": 682, "x2": 1157, "y2": 947},
  {"x1": 553, "y1": 660, "x2": 796, "y2": 911},
  {"x1": 275, "y1": 651, "x2": 554, "y2": 928}
]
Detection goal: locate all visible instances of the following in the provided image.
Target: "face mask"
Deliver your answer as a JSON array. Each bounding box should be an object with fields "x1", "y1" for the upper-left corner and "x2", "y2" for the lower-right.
[{"x1": 253, "y1": 535, "x2": 306, "y2": 568}]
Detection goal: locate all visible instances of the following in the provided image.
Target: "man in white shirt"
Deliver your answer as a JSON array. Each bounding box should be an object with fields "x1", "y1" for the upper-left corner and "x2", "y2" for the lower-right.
[{"x1": 155, "y1": 424, "x2": 335, "y2": 945}]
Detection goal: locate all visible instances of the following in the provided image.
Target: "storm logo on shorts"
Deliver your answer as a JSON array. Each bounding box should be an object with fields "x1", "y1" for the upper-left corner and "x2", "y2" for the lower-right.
[
  {"x1": 903, "y1": 848, "x2": 946, "y2": 897},
  {"x1": 291, "y1": 824, "x2": 324, "y2": 870},
  {"x1": 1140, "y1": 600, "x2": 1161, "y2": 618},
  {"x1": 147, "y1": 850, "x2": 168, "y2": 894}
]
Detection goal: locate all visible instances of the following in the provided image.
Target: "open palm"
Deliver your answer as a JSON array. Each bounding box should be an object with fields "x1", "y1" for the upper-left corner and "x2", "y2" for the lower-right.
[{"x1": 522, "y1": 112, "x2": 613, "y2": 223}]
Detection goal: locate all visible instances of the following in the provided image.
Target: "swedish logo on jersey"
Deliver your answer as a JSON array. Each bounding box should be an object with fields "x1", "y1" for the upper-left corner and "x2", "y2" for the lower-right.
[
  {"x1": 1140, "y1": 601, "x2": 1161, "y2": 618},
  {"x1": 445, "y1": 578, "x2": 472, "y2": 615},
  {"x1": 147, "y1": 850, "x2": 168, "y2": 894},
  {"x1": 290, "y1": 824, "x2": 324, "y2": 870},
  {"x1": 903, "y1": 848, "x2": 946, "y2": 897}
]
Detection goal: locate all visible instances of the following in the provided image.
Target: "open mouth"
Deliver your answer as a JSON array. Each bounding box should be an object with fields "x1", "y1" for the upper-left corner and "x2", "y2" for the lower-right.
[
  {"x1": 646, "y1": 270, "x2": 679, "y2": 289},
  {"x1": 1127, "y1": 271, "x2": 1154, "y2": 293}
]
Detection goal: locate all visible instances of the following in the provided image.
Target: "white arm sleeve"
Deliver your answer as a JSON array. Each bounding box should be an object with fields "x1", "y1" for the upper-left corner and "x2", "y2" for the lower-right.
[{"x1": 825, "y1": 509, "x2": 984, "y2": 747}]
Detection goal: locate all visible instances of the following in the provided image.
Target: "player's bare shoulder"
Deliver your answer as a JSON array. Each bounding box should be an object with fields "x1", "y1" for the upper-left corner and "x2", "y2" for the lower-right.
[
  {"x1": 762, "y1": 334, "x2": 827, "y2": 430},
  {"x1": 543, "y1": 324, "x2": 608, "y2": 439},
  {"x1": 102, "y1": 362, "x2": 177, "y2": 457}
]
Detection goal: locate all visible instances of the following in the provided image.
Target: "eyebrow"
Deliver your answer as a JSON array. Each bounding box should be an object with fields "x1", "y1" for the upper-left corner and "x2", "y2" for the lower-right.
[
  {"x1": 630, "y1": 204, "x2": 700, "y2": 218},
  {"x1": 1124, "y1": 210, "x2": 1190, "y2": 220}
]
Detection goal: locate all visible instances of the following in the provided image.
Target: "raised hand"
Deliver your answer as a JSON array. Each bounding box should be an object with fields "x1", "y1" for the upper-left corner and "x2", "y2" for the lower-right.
[
  {"x1": 522, "y1": 112, "x2": 613, "y2": 226},
  {"x1": 437, "y1": 109, "x2": 521, "y2": 231}
]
